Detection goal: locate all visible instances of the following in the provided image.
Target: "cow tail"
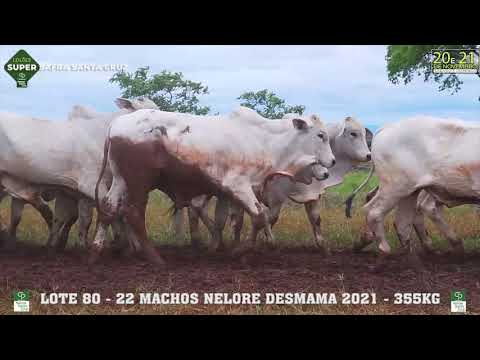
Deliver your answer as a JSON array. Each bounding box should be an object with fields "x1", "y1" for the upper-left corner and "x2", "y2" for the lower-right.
[
  {"x1": 95, "y1": 124, "x2": 112, "y2": 219},
  {"x1": 345, "y1": 163, "x2": 375, "y2": 218}
]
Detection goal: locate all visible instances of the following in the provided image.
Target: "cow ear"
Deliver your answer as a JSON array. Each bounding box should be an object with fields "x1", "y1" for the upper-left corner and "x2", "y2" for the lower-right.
[
  {"x1": 365, "y1": 128, "x2": 373, "y2": 150},
  {"x1": 115, "y1": 98, "x2": 135, "y2": 111},
  {"x1": 339, "y1": 118, "x2": 347, "y2": 135},
  {"x1": 310, "y1": 114, "x2": 323, "y2": 127},
  {"x1": 292, "y1": 118, "x2": 308, "y2": 131}
]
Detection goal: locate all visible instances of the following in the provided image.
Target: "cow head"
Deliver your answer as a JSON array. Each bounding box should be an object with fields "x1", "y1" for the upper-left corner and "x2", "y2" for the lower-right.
[
  {"x1": 293, "y1": 163, "x2": 329, "y2": 184},
  {"x1": 335, "y1": 116, "x2": 371, "y2": 162},
  {"x1": 115, "y1": 97, "x2": 159, "y2": 111},
  {"x1": 288, "y1": 114, "x2": 336, "y2": 169}
]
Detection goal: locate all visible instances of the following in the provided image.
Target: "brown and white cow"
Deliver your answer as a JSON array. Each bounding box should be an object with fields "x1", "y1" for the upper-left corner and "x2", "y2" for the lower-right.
[{"x1": 95, "y1": 107, "x2": 336, "y2": 266}]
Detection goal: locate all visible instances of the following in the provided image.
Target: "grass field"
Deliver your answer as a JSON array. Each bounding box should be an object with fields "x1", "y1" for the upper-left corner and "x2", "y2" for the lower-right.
[
  {"x1": 4, "y1": 169, "x2": 480, "y2": 253},
  {"x1": 2, "y1": 169, "x2": 480, "y2": 315}
]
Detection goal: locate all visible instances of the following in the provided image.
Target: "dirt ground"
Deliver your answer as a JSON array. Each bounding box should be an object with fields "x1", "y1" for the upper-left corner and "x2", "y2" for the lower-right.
[{"x1": 1, "y1": 244, "x2": 479, "y2": 315}]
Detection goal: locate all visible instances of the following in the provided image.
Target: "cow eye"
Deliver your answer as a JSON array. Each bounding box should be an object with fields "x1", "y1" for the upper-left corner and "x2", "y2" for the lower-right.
[
  {"x1": 317, "y1": 133, "x2": 324, "y2": 140},
  {"x1": 350, "y1": 132, "x2": 357, "y2": 138}
]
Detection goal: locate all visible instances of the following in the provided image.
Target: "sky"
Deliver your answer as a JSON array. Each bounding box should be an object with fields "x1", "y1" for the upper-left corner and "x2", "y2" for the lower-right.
[{"x1": 1, "y1": 45, "x2": 478, "y2": 131}]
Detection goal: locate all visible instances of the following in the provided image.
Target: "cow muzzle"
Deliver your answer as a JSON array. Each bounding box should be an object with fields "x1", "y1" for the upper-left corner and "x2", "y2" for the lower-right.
[
  {"x1": 312, "y1": 165, "x2": 329, "y2": 181},
  {"x1": 315, "y1": 156, "x2": 336, "y2": 169}
]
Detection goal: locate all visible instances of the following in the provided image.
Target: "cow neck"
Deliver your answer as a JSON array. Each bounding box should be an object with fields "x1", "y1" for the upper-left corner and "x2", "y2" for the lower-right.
[
  {"x1": 327, "y1": 122, "x2": 356, "y2": 181},
  {"x1": 254, "y1": 120, "x2": 316, "y2": 202}
]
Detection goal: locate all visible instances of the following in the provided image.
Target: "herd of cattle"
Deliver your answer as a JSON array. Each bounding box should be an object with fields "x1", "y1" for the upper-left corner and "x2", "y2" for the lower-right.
[{"x1": 0, "y1": 98, "x2": 477, "y2": 267}]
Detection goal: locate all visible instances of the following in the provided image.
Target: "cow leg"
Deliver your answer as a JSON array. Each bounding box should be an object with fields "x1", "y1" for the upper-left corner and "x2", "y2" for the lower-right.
[
  {"x1": 412, "y1": 212, "x2": 435, "y2": 253},
  {"x1": 122, "y1": 220, "x2": 142, "y2": 253},
  {"x1": 263, "y1": 214, "x2": 280, "y2": 243},
  {"x1": 123, "y1": 196, "x2": 166, "y2": 267},
  {"x1": 195, "y1": 200, "x2": 216, "y2": 240},
  {"x1": 305, "y1": 198, "x2": 329, "y2": 255},
  {"x1": 245, "y1": 223, "x2": 261, "y2": 248},
  {"x1": 78, "y1": 199, "x2": 93, "y2": 248},
  {"x1": 207, "y1": 197, "x2": 230, "y2": 253},
  {"x1": 261, "y1": 202, "x2": 282, "y2": 249},
  {"x1": 363, "y1": 189, "x2": 405, "y2": 255},
  {"x1": 56, "y1": 211, "x2": 78, "y2": 251},
  {"x1": 29, "y1": 195, "x2": 54, "y2": 231},
  {"x1": 111, "y1": 219, "x2": 141, "y2": 257},
  {"x1": 187, "y1": 206, "x2": 203, "y2": 251},
  {"x1": 48, "y1": 195, "x2": 78, "y2": 251},
  {"x1": 422, "y1": 202, "x2": 463, "y2": 255},
  {"x1": 6, "y1": 195, "x2": 52, "y2": 251},
  {"x1": 111, "y1": 219, "x2": 129, "y2": 254},
  {"x1": 229, "y1": 183, "x2": 272, "y2": 255},
  {"x1": 393, "y1": 193, "x2": 419, "y2": 251},
  {"x1": 0, "y1": 190, "x2": 11, "y2": 248},
  {"x1": 6, "y1": 198, "x2": 25, "y2": 250},
  {"x1": 0, "y1": 176, "x2": 54, "y2": 249},
  {"x1": 174, "y1": 208, "x2": 185, "y2": 243},
  {"x1": 393, "y1": 192, "x2": 424, "y2": 268},
  {"x1": 89, "y1": 222, "x2": 109, "y2": 265},
  {"x1": 230, "y1": 205, "x2": 245, "y2": 246},
  {"x1": 354, "y1": 188, "x2": 379, "y2": 252},
  {"x1": 85, "y1": 174, "x2": 115, "y2": 263}
]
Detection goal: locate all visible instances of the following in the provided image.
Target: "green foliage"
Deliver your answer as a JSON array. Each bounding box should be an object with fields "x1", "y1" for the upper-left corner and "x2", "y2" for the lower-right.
[
  {"x1": 110, "y1": 66, "x2": 210, "y2": 115},
  {"x1": 327, "y1": 169, "x2": 378, "y2": 198},
  {"x1": 237, "y1": 89, "x2": 306, "y2": 119},
  {"x1": 386, "y1": 45, "x2": 478, "y2": 94}
]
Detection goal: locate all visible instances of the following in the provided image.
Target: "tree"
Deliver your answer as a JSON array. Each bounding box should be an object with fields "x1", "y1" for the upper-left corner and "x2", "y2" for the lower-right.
[
  {"x1": 386, "y1": 45, "x2": 479, "y2": 94},
  {"x1": 237, "y1": 89, "x2": 306, "y2": 119},
  {"x1": 110, "y1": 66, "x2": 210, "y2": 115}
]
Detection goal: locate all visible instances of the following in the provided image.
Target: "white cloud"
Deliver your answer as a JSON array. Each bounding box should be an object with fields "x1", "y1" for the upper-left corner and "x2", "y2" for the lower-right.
[{"x1": 1, "y1": 45, "x2": 478, "y2": 126}]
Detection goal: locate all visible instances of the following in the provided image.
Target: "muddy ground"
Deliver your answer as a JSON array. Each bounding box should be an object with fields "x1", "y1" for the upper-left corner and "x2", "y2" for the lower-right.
[{"x1": 1, "y1": 244, "x2": 479, "y2": 314}]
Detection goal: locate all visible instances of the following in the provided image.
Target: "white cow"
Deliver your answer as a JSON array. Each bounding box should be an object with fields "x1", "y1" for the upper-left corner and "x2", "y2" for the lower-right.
[
  {"x1": 348, "y1": 116, "x2": 480, "y2": 257},
  {"x1": 184, "y1": 116, "x2": 372, "y2": 254},
  {"x1": 0, "y1": 98, "x2": 157, "y2": 258},
  {"x1": 95, "y1": 107, "x2": 336, "y2": 266}
]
